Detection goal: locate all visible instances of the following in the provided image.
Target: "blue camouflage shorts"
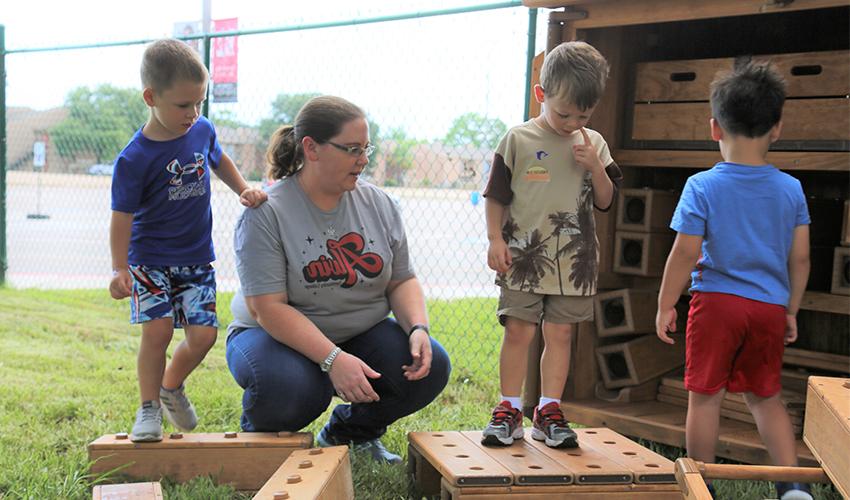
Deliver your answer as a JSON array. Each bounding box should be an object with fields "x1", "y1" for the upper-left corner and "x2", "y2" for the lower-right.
[{"x1": 129, "y1": 264, "x2": 218, "y2": 328}]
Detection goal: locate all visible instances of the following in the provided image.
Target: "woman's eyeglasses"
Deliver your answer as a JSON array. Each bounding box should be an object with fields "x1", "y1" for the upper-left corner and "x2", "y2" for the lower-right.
[{"x1": 327, "y1": 141, "x2": 376, "y2": 158}]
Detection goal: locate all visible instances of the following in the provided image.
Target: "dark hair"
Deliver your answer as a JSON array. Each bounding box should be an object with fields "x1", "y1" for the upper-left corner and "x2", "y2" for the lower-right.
[
  {"x1": 710, "y1": 60, "x2": 786, "y2": 138},
  {"x1": 540, "y1": 41, "x2": 609, "y2": 111},
  {"x1": 141, "y1": 38, "x2": 208, "y2": 92},
  {"x1": 266, "y1": 96, "x2": 365, "y2": 179}
]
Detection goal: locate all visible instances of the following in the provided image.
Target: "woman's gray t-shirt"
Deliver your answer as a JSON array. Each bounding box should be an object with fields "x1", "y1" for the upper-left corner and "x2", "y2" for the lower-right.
[{"x1": 228, "y1": 177, "x2": 414, "y2": 343}]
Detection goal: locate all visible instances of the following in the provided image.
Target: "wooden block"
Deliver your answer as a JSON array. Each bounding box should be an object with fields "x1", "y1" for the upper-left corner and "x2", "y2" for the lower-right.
[
  {"x1": 631, "y1": 99, "x2": 850, "y2": 143},
  {"x1": 803, "y1": 377, "x2": 850, "y2": 499},
  {"x1": 613, "y1": 231, "x2": 674, "y2": 277},
  {"x1": 616, "y1": 189, "x2": 678, "y2": 233},
  {"x1": 439, "y1": 477, "x2": 684, "y2": 499},
  {"x1": 407, "y1": 431, "x2": 512, "y2": 488},
  {"x1": 88, "y1": 431, "x2": 313, "y2": 491},
  {"x1": 594, "y1": 289, "x2": 658, "y2": 338},
  {"x1": 831, "y1": 246, "x2": 850, "y2": 296},
  {"x1": 596, "y1": 335, "x2": 685, "y2": 389},
  {"x1": 594, "y1": 378, "x2": 660, "y2": 404},
  {"x1": 842, "y1": 200, "x2": 850, "y2": 247},
  {"x1": 252, "y1": 446, "x2": 353, "y2": 500},
  {"x1": 92, "y1": 482, "x2": 163, "y2": 500},
  {"x1": 674, "y1": 458, "x2": 714, "y2": 500},
  {"x1": 634, "y1": 50, "x2": 850, "y2": 102}
]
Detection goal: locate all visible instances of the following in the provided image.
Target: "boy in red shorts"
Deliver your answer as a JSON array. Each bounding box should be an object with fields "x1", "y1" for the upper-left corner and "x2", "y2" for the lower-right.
[{"x1": 655, "y1": 61, "x2": 811, "y2": 500}]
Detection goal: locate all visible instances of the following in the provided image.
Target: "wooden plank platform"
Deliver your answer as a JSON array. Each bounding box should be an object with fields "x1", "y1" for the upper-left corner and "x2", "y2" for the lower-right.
[
  {"x1": 560, "y1": 400, "x2": 818, "y2": 467},
  {"x1": 88, "y1": 431, "x2": 313, "y2": 491},
  {"x1": 409, "y1": 429, "x2": 682, "y2": 499},
  {"x1": 252, "y1": 446, "x2": 353, "y2": 500},
  {"x1": 803, "y1": 376, "x2": 850, "y2": 498}
]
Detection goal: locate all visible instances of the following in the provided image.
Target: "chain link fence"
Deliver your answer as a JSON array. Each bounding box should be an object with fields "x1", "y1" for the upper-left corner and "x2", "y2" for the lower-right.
[{"x1": 3, "y1": 3, "x2": 548, "y2": 373}]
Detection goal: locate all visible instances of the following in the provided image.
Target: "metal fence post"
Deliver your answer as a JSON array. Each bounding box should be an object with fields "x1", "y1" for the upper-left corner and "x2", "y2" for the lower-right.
[
  {"x1": 0, "y1": 25, "x2": 7, "y2": 285},
  {"x1": 523, "y1": 8, "x2": 537, "y2": 121}
]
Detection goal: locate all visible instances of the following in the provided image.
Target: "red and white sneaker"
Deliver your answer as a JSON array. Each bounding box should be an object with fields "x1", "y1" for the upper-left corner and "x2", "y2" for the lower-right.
[
  {"x1": 481, "y1": 401, "x2": 524, "y2": 446},
  {"x1": 532, "y1": 402, "x2": 577, "y2": 448}
]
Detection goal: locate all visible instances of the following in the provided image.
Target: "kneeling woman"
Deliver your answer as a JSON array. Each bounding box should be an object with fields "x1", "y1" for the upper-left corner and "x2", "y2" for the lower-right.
[{"x1": 226, "y1": 95, "x2": 451, "y2": 463}]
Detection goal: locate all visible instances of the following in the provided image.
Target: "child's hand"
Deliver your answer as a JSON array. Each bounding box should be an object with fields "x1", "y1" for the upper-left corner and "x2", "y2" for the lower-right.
[
  {"x1": 573, "y1": 128, "x2": 604, "y2": 173},
  {"x1": 784, "y1": 313, "x2": 798, "y2": 345},
  {"x1": 109, "y1": 269, "x2": 132, "y2": 300},
  {"x1": 487, "y1": 238, "x2": 512, "y2": 274},
  {"x1": 655, "y1": 307, "x2": 677, "y2": 344},
  {"x1": 240, "y1": 187, "x2": 268, "y2": 208}
]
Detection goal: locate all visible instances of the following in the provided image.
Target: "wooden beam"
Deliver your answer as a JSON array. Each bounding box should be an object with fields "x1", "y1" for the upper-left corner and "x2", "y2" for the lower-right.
[
  {"x1": 614, "y1": 149, "x2": 850, "y2": 172},
  {"x1": 783, "y1": 347, "x2": 850, "y2": 373},
  {"x1": 522, "y1": 0, "x2": 849, "y2": 29},
  {"x1": 800, "y1": 291, "x2": 850, "y2": 314}
]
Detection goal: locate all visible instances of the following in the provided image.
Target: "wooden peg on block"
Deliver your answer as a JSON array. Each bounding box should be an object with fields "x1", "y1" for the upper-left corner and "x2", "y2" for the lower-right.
[
  {"x1": 87, "y1": 431, "x2": 313, "y2": 491},
  {"x1": 594, "y1": 288, "x2": 658, "y2": 337},
  {"x1": 252, "y1": 446, "x2": 353, "y2": 500},
  {"x1": 92, "y1": 482, "x2": 163, "y2": 500}
]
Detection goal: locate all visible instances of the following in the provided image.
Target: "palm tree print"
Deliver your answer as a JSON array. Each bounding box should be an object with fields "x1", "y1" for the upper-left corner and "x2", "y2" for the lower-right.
[
  {"x1": 557, "y1": 179, "x2": 598, "y2": 295},
  {"x1": 548, "y1": 211, "x2": 580, "y2": 294},
  {"x1": 508, "y1": 229, "x2": 556, "y2": 292}
]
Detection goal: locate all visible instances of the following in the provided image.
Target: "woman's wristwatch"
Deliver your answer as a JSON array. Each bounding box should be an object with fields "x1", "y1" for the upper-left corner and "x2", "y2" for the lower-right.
[
  {"x1": 320, "y1": 346, "x2": 342, "y2": 372},
  {"x1": 407, "y1": 324, "x2": 430, "y2": 337}
]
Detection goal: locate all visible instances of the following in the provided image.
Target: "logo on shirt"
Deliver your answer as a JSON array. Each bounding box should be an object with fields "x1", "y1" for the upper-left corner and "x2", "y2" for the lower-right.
[
  {"x1": 166, "y1": 153, "x2": 206, "y2": 186},
  {"x1": 535, "y1": 150, "x2": 549, "y2": 160},
  {"x1": 302, "y1": 232, "x2": 384, "y2": 288},
  {"x1": 524, "y1": 165, "x2": 550, "y2": 182}
]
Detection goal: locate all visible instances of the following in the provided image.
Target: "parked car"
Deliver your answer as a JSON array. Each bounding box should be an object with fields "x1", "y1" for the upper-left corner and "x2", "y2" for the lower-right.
[{"x1": 88, "y1": 164, "x2": 114, "y2": 176}]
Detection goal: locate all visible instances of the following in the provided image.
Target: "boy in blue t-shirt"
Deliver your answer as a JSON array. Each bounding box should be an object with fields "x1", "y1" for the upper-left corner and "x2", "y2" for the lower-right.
[
  {"x1": 110, "y1": 39, "x2": 267, "y2": 442},
  {"x1": 655, "y1": 61, "x2": 811, "y2": 500}
]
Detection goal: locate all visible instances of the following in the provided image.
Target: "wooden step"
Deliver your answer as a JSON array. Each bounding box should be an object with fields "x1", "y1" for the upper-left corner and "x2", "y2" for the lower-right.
[
  {"x1": 252, "y1": 446, "x2": 353, "y2": 500},
  {"x1": 409, "y1": 429, "x2": 682, "y2": 499},
  {"x1": 803, "y1": 376, "x2": 850, "y2": 499},
  {"x1": 92, "y1": 482, "x2": 163, "y2": 500}
]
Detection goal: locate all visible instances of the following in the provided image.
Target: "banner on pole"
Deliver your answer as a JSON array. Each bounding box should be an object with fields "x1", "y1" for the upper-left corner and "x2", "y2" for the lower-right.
[{"x1": 212, "y1": 18, "x2": 239, "y2": 103}]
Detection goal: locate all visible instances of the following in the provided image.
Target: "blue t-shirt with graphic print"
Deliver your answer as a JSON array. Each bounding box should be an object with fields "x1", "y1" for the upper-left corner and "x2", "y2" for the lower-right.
[
  {"x1": 111, "y1": 116, "x2": 223, "y2": 266},
  {"x1": 670, "y1": 162, "x2": 810, "y2": 307}
]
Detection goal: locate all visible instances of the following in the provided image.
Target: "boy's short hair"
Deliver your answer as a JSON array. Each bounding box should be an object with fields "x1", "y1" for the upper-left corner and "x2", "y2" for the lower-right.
[
  {"x1": 539, "y1": 41, "x2": 609, "y2": 111},
  {"x1": 710, "y1": 60, "x2": 786, "y2": 138},
  {"x1": 141, "y1": 39, "x2": 208, "y2": 93}
]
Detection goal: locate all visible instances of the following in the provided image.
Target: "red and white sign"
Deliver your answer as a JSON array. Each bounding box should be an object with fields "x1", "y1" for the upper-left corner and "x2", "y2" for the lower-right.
[{"x1": 212, "y1": 18, "x2": 238, "y2": 102}]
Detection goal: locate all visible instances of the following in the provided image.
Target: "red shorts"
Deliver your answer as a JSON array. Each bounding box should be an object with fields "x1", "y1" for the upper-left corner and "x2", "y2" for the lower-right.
[{"x1": 685, "y1": 291, "x2": 786, "y2": 397}]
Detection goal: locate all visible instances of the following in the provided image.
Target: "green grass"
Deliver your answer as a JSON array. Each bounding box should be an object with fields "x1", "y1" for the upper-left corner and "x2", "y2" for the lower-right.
[{"x1": 0, "y1": 289, "x2": 841, "y2": 499}]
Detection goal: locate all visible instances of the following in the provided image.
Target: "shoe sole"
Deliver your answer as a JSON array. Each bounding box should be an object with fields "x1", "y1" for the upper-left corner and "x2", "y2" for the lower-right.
[
  {"x1": 130, "y1": 432, "x2": 163, "y2": 442},
  {"x1": 481, "y1": 427, "x2": 524, "y2": 446},
  {"x1": 531, "y1": 428, "x2": 578, "y2": 448}
]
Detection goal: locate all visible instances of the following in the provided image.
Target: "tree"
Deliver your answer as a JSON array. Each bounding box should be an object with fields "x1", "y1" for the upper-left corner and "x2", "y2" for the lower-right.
[
  {"x1": 50, "y1": 85, "x2": 148, "y2": 164},
  {"x1": 443, "y1": 112, "x2": 507, "y2": 149},
  {"x1": 381, "y1": 127, "x2": 421, "y2": 185}
]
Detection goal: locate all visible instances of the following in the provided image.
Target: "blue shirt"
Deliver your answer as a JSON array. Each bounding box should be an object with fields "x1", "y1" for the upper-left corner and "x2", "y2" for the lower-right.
[
  {"x1": 671, "y1": 162, "x2": 810, "y2": 307},
  {"x1": 111, "y1": 116, "x2": 223, "y2": 266}
]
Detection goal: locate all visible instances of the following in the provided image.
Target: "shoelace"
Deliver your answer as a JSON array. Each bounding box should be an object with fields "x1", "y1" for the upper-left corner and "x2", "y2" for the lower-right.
[
  {"x1": 538, "y1": 406, "x2": 567, "y2": 427},
  {"x1": 139, "y1": 405, "x2": 162, "y2": 423},
  {"x1": 490, "y1": 405, "x2": 519, "y2": 425}
]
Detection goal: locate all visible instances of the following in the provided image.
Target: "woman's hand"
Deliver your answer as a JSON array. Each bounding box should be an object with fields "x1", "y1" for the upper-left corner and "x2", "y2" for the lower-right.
[
  {"x1": 402, "y1": 330, "x2": 432, "y2": 381},
  {"x1": 329, "y1": 351, "x2": 382, "y2": 403}
]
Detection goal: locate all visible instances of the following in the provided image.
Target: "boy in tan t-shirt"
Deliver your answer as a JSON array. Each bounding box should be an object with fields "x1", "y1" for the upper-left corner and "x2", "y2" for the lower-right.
[{"x1": 481, "y1": 41, "x2": 622, "y2": 448}]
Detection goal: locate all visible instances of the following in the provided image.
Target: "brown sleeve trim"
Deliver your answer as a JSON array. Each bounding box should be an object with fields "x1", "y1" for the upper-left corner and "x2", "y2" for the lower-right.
[
  {"x1": 594, "y1": 161, "x2": 623, "y2": 212},
  {"x1": 483, "y1": 153, "x2": 513, "y2": 205}
]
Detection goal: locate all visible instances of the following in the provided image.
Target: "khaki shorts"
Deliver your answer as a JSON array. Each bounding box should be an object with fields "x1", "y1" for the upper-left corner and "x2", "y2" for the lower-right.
[{"x1": 497, "y1": 288, "x2": 594, "y2": 326}]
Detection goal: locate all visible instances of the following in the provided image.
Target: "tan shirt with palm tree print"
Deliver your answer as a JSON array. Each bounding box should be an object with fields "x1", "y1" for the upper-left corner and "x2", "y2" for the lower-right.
[{"x1": 484, "y1": 119, "x2": 621, "y2": 296}]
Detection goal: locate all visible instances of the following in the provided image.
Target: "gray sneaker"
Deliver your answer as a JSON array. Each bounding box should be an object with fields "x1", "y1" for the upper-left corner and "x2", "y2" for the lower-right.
[
  {"x1": 131, "y1": 400, "x2": 163, "y2": 442},
  {"x1": 316, "y1": 426, "x2": 402, "y2": 464},
  {"x1": 159, "y1": 384, "x2": 198, "y2": 431},
  {"x1": 481, "y1": 401, "x2": 524, "y2": 446}
]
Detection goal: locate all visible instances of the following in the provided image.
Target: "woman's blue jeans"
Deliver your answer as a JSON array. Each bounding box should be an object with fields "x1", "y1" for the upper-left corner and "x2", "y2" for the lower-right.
[{"x1": 225, "y1": 318, "x2": 451, "y2": 443}]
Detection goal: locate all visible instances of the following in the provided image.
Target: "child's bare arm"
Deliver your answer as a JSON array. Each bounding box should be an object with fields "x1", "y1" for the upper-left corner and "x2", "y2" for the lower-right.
[
  {"x1": 785, "y1": 224, "x2": 811, "y2": 344},
  {"x1": 214, "y1": 152, "x2": 268, "y2": 207},
  {"x1": 109, "y1": 211, "x2": 134, "y2": 299},
  {"x1": 655, "y1": 233, "x2": 702, "y2": 344},
  {"x1": 485, "y1": 198, "x2": 511, "y2": 273},
  {"x1": 574, "y1": 128, "x2": 614, "y2": 209}
]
